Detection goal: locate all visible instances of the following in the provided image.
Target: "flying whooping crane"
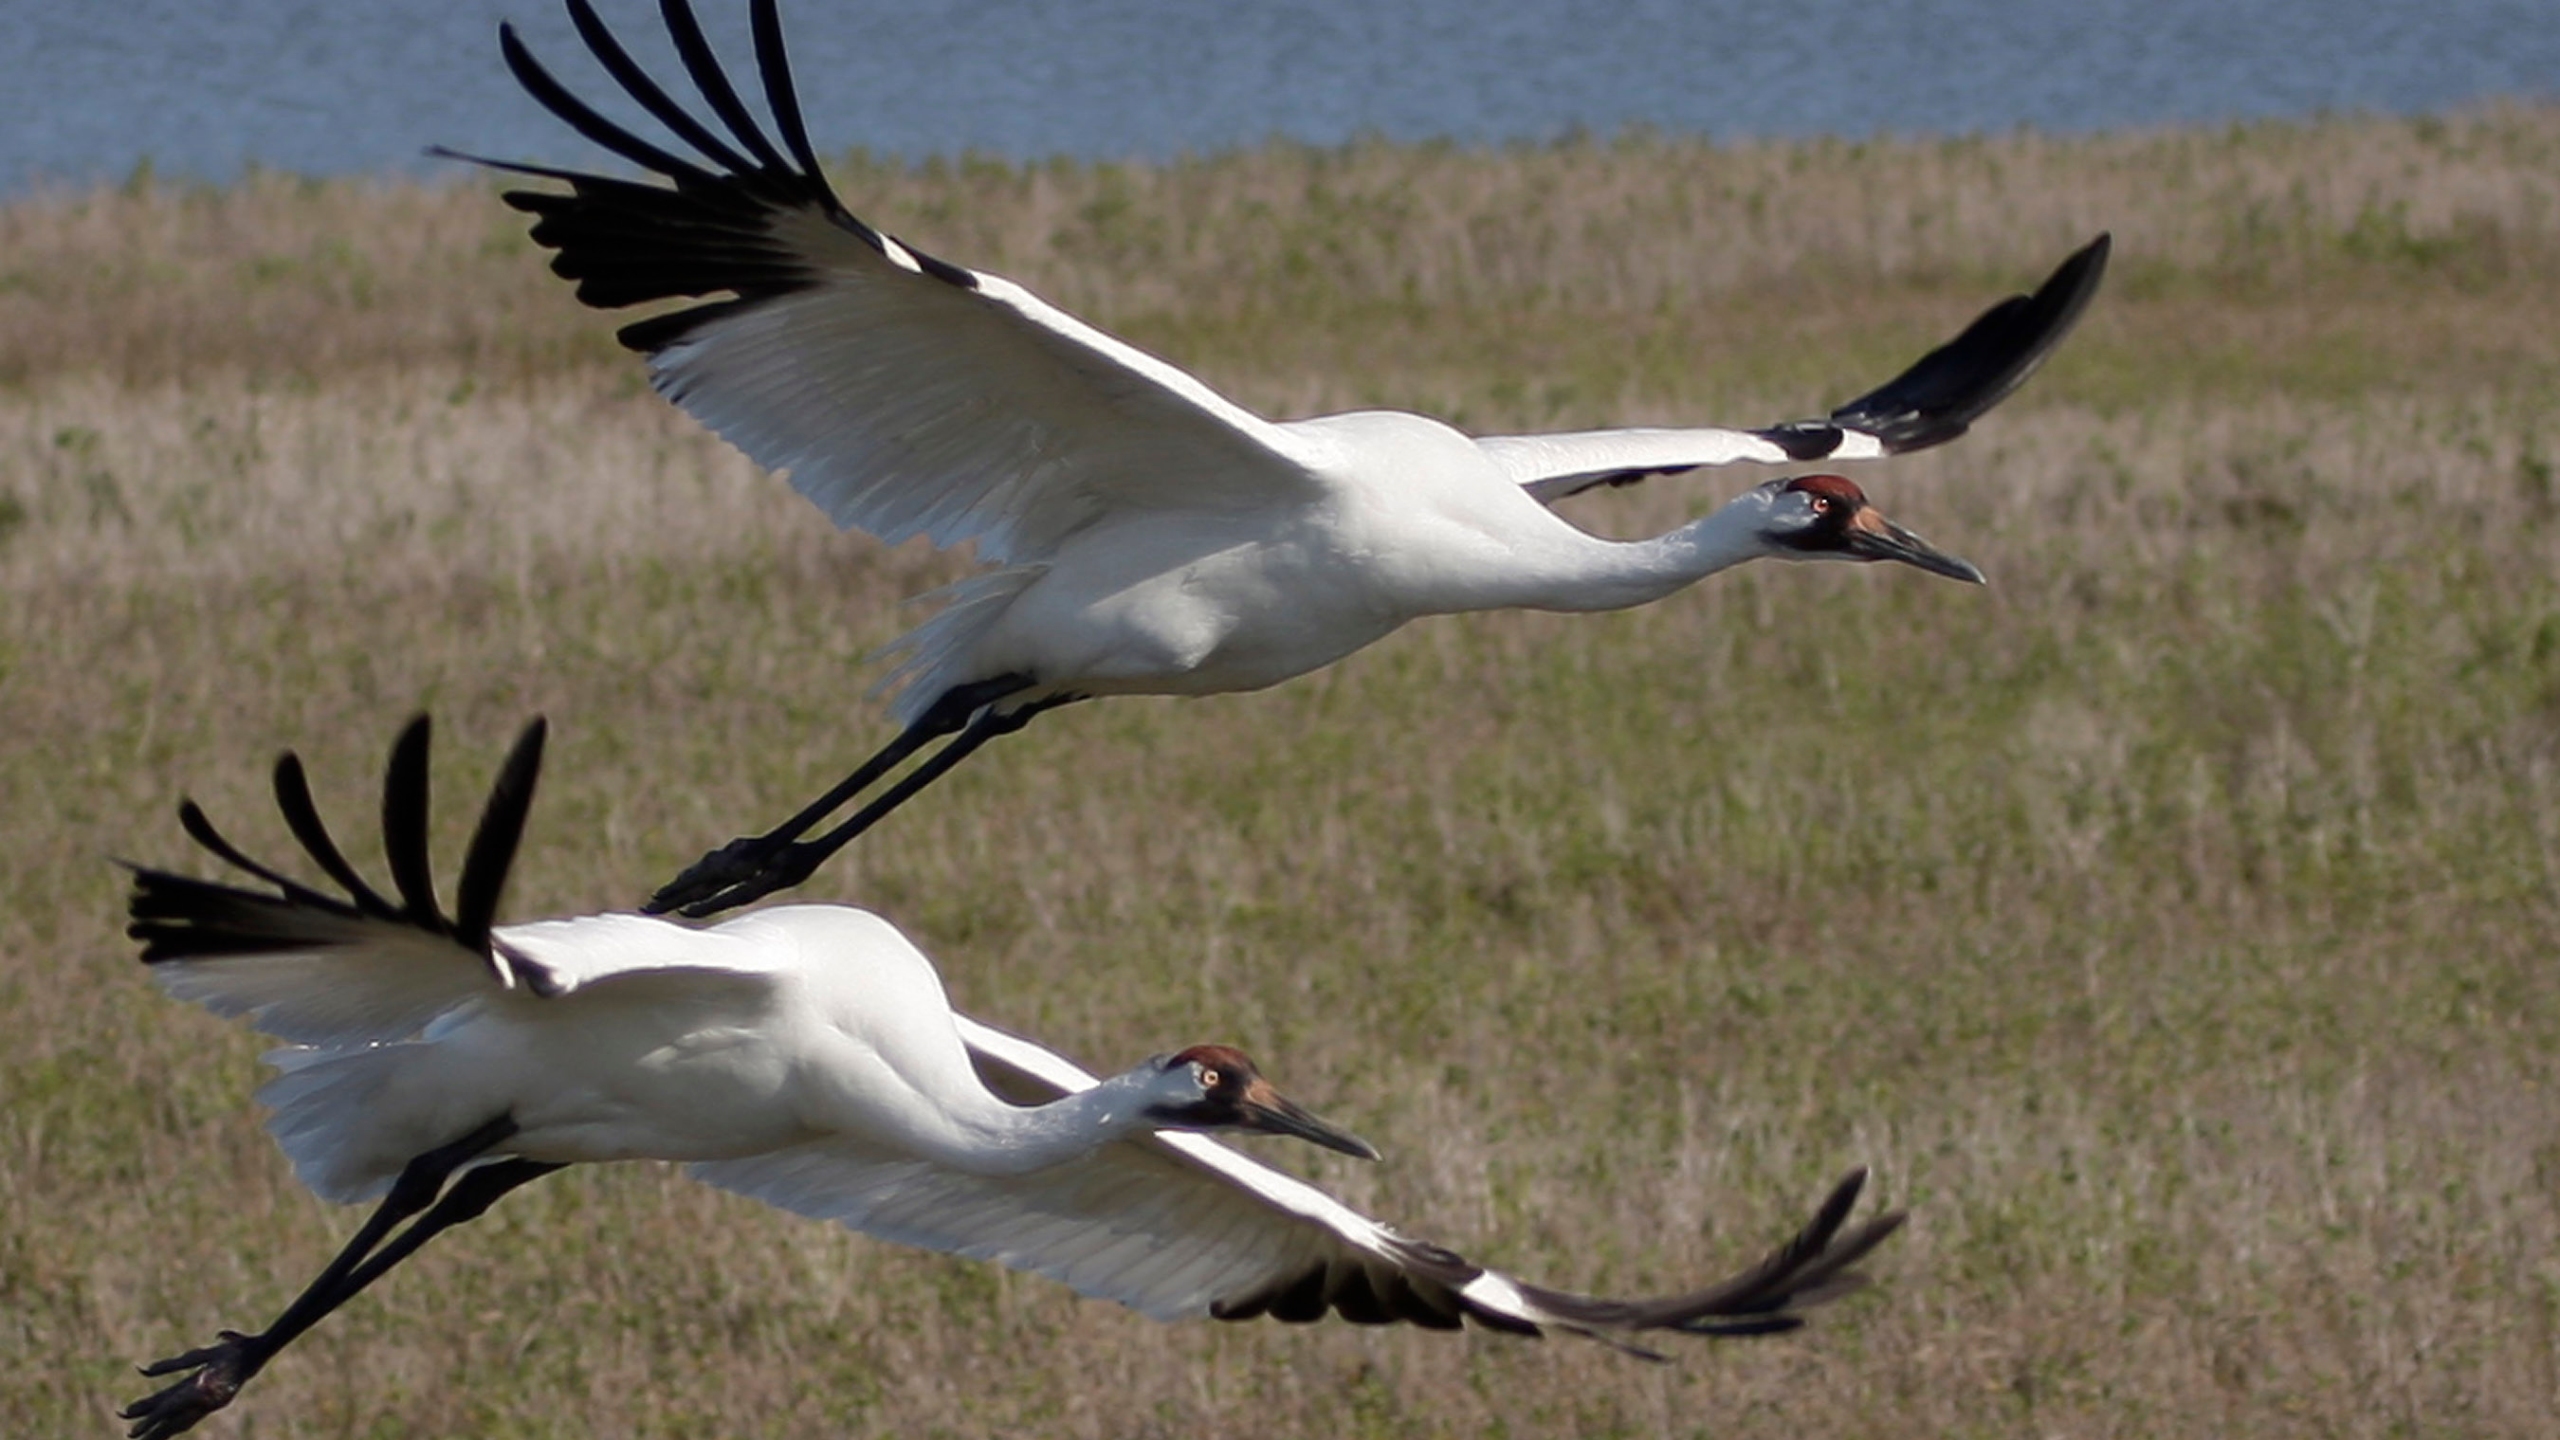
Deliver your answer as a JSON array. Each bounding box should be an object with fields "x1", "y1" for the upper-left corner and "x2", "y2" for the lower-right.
[
  {"x1": 117, "y1": 716, "x2": 1903, "y2": 1440},
  {"x1": 443, "y1": 0, "x2": 2111, "y2": 917}
]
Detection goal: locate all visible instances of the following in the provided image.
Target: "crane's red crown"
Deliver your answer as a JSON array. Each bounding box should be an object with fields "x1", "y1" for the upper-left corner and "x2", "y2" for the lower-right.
[
  {"x1": 1782, "y1": 473, "x2": 1870, "y2": 508},
  {"x1": 1168, "y1": 1044, "x2": 1259, "y2": 1080}
]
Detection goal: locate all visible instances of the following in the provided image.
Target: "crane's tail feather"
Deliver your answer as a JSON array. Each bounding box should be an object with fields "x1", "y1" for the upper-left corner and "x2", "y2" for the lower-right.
[{"x1": 125, "y1": 716, "x2": 551, "y2": 1046}]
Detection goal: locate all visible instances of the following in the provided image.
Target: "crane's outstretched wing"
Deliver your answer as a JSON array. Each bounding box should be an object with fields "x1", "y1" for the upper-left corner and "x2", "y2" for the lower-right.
[
  {"x1": 441, "y1": 0, "x2": 1322, "y2": 567},
  {"x1": 1481, "y1": 233, "x2": 2110, "y2": 504},
  {"x1": 125, "y1": 716, "x2": 803, "y2": 1047},
  {"x1": 687, "y1": 1014, "x2": 1902, "y2": 1352},
  {"x1": 126, "y1": 716, "x2": 555, "y2": 1046},
  {"x1": 128, "y1": 715, "x2": 1901, "y2": 1348}
]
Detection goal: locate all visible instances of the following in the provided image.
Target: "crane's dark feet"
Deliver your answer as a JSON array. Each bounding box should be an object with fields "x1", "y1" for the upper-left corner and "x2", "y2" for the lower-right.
[
  {"x1": 647, "y1": 836, "x2": 829, "y2": 918},
  {"x1": 122, "y1": 1331, "x2": 264, "y2": 1440},
  {"x1": 646, "y1": 835, "x2": 787, "y2": 915}
]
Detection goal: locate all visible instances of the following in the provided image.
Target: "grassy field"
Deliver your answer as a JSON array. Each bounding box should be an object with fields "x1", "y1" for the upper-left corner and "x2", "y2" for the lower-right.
[{"x1": 6, "y1": 106, "x2": 2560, "y2": 1437}]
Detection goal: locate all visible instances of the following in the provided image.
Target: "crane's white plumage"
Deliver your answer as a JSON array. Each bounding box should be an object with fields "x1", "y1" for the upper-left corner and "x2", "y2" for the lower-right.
[
  {"x1": 119, "y1": 716, "x2": 1902, "y2": 1438},
  {"x1": 441, "y1": 0, "x2": 2108, "y2": 919},
  {"x1": 649, "y1": 225, "x2": 1328, "y2": 567}
]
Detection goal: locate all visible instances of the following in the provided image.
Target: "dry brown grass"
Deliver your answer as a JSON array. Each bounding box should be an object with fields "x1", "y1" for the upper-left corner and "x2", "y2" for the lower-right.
[{"x1": 6, "y1": 109, "x2": 2560, "y2": 1438}]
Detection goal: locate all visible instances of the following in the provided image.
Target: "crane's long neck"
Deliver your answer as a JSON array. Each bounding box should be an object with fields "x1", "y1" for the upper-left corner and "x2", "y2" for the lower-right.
[
  {"x1": 1497, "y1": 498, "x2": 1770, "y2": 614},
  {"x1": 943, "y1": 1066, "x2": 1169, "y2": 1176}
]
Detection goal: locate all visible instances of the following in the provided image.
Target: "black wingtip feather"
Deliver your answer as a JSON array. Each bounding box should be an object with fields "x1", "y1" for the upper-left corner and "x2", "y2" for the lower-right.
[
  {"x1": 617, "y1": 298, "x2": 760, "y2": 353},
  {"x1": 453, "y1": 718, "x2": 549, "y2": 951},
  {"x1": 128, "y1": 718, "x2": 551, "y2": 981},
  {"x1": 175, "y1": 797, "x2": 343, "y2": 912},
  {"x1": 1498, "y1": 1166, "x2": 1900, "y2": 1341},
  {"x1": 1207, "y1": 1169, "x2": 1894, "y2": 1346},
  {"x1": 273, "y1": 752, "x2": 400, "y2": 917},
  {"x1": 1676, "y1": 1314, "x2": 1805, "y2": 1339},
  {"x1": 904, "y1": 243, "x2": 982, "y2": 291},
  {"x1": 661, "y1": 0, "x2": 798, "y2": 178},
  {"x1": 1828, "y1": 232, "x2": 2112, "y2": 453},
  {"x1": 379, "y1": 715, "x2": 449, "y2": 930},
  {"x1": 566, "y1": 0, "x2": 760, "y2": 177},
  {"x1": 456, "y1": 0, "x2": 989, "y2": 358},
  {"x1": 749, "y1": 0, "x2": 830, "y2": 192},
  {"x1": 1761, "y1": 421, "x2": 1847, "y2": 463},
  {"x1": 501, "y1": 19, "x2": 725, "y2": 191},
  {"x1": 1692, "y1": 1167, "x2": 1869, "y2": 1315},
  {"x1": 126, "y1": 865, "x2": 363, "y2": 964}
]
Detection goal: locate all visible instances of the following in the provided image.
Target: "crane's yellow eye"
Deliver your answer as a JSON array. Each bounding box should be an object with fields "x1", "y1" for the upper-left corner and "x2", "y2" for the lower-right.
[{"x1": 1198, "y1": 1067, "x2": 1222, "y2": 1089}]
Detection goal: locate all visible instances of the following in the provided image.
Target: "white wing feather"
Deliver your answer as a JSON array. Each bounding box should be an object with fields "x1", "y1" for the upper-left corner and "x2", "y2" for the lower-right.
[
  {"x1": 146, "y1": 911, "x2": 793, "y2": 1048},
  {"x1": 688, "y1": 1014, "x2": 1399, "y2": 1322},
  {"x1": 1477, "y1": 426, "x2": 1887, "y2": 491},
  {"x1": 148, "y1": 917, "x2": 500, "y2": 1048},
  {"x1": 636, "y1": 211, "x2": 1328, "y2": 567},
  {"x1": 688, "y1": 1128, "x2": 1330, "y2": 1322}
]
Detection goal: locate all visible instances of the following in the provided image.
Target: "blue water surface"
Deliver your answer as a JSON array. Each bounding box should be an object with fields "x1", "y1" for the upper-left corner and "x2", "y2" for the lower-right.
[{"x1": 4, "y1": 0, "x2": 2551, "y2": 193}]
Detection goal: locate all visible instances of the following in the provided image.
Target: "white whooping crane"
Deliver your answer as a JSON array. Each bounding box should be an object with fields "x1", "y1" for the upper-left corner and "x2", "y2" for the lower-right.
[
  {"x1": 118, "y1": 716, "x2": 1903, "y2": 1440},
  {"x1": 443, "y1": 0, "x2": 2110, "y2": 917}
]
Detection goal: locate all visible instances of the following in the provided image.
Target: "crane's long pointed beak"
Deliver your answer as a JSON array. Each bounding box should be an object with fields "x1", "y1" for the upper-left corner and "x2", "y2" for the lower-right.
[
  {"x1": 1238, "y1": 1081, "x2": 1381, "y2": 1161},
  {"x1": 1847, "y1": 507, "x2": 1986, "y2": 584}
]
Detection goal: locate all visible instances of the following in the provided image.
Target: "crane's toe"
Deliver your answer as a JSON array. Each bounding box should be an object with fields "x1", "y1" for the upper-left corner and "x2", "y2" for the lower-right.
[
  {"x1": 122, "y1": 1332, "x2": 258, "y2": 1440},
  {"x1": 669, "y1": 842, "x2": 832, "y2": 919},
  {"x1": 647, "y1": 835, "x2": 793, "y2": 914}
]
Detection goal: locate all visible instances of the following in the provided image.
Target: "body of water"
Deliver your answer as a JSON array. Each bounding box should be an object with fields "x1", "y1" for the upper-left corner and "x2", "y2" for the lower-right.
[{"x1": 5, "y1": 0, "x2": 2553, "y2": 192}]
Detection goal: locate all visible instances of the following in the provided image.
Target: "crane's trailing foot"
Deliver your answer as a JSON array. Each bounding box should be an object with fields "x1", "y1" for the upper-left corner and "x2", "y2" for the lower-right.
[
  {"x1": 648, "y1": 835, "x2": 830, "y2": 918},
  {"x1": 644, "y1": 680, "x2": 1073, "y2": 919},
  {"x1": 121, "y1": 1330, "x2": 267, "y2": 1440}
]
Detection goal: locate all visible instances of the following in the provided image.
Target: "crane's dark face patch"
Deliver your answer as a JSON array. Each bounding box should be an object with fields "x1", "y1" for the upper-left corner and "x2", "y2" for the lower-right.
[
  {"x1": 1762, "y1": 474, "x2": 1986, "y2": 582},
  {"x1": 1148, "y1": 1045, "x2": 1379, "y2": 1158},
  {"x1": 1770, "y1": 474, "x2": 1870, "y2": 552},
  {"x1": 1165, "y1": 1044, "x2": 1259, "y2": 1100},
  {"x1": 1145, "y1": 1044, "x2": 1269, "y2": 1128}
]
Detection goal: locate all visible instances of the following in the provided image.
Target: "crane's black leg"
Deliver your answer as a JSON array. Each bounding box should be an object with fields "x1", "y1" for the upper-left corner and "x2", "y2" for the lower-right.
[
  {"x1": 647, "y1": 674, "x2": 1050, "y2": 916},
  {"x1": 646, "y1": 673, "x2": 1038, "y2": 915},
  {"x1": 667, "y1": 690, "x2": 1083, "y2": 918},
  {"x1": 119, "y1": 1119, "x2": 555, "y2": 1440}
]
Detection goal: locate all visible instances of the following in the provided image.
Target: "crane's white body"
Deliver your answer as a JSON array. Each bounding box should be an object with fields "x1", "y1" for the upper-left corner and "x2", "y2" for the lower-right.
[
  {"x1": 159, "y1": 882, "x2": 1612, "y2": 1328},
  {"x1": 450, "y1": 0, "x2": 2101, "y2": 913},
  {"x1": 237, "y1": 905, "x2": 1282, "y2": 1190},
  {"x1": 241, "y1": 908, "x2": 950, "y2": 1196},
  {"x1": 150, "y1": 859, "x2": 1890, "y2": 1334},
  {"x1": 121, "y1": 716, "x2": 1902, "y2": 1440},
  {"x1": 165, "y1": 901, "x2": 1389, "y2": 1321},
  {"x1": 466, "y1": 1, "x2": 2103, "y2": 728},
  {"x1": 894, "y1": 412, "x2": 1782, "y2": 712},
  {"x1": 657, "y1": 254, "x2": 1823, "y2": 725}
]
